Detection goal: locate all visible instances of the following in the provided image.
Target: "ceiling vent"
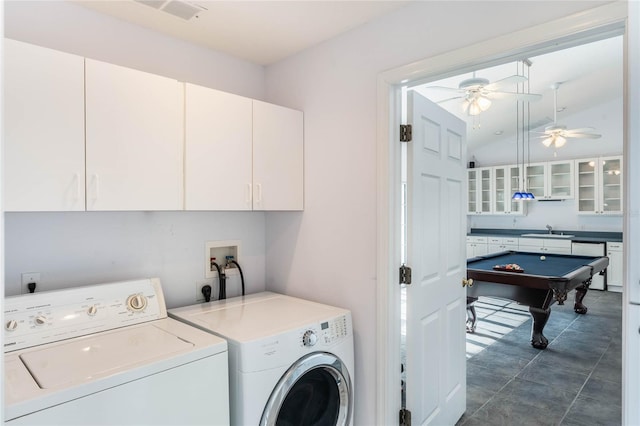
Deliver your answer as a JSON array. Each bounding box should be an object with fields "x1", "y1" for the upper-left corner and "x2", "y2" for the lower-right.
[{"x1": 133, "y1": 0, "x2": 207, "y2": 21}]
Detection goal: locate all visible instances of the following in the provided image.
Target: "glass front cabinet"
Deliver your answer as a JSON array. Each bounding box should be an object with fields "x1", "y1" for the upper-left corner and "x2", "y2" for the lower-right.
[
  {"x1": 492, "y1": 165, "x2": 525, "y2": 215},
  {"x1": 525, "y1": 160, "x2": 574, "y2": 200},
  {"x1": 467, "y1": 167, "x2": 492, "y2": 215},
  {"x1": 575, "y1": 156, "x2": 623, "y2": 215}
]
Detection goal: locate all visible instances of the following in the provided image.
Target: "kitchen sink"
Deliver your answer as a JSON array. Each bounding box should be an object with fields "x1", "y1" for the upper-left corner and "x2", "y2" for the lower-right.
[{"x1": 521, "y1": 233, "x2": 575, "y2": 239}]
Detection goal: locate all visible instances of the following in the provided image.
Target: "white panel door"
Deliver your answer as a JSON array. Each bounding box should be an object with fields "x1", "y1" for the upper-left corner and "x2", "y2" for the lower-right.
[
  {"x1": 406, "y1": 92, "x2": 466, "y2": 425},
  {"x1": 4, "y1": 39, "x2": 85, "y2": 211},
  {"x1": 85, "y1": 59, "x2": 183, "y2": 211},
  {"x1": 252, "y1": 100, "x2": 304, "y2": 211},
  {"x1": 184, "y1": 83, "x2": 253, "y2": 210}
]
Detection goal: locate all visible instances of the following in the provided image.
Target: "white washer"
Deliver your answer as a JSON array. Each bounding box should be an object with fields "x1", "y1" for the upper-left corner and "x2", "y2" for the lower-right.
[
  {"x1": 168, "y1": 291, "x2": 355, "y2": 426},
  {"x1": 4, "y1": 278, "x2": 230, "y2": 425}
]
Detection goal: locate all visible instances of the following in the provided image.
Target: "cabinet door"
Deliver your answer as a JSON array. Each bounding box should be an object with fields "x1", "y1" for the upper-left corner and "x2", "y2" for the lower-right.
[
  {"x1": 607, "y1": 242, "x2": 624, "y2": 287},
  {"x1": 85, "y1": 59, "x2": 183, "y2": 211},
  {"x1": 467, "y1": 169, "x2": 478, "y2": 214},
  {"x1": 184, "y1": 84, "x2": 252, "y2": 210},
  {"x1": 525, "y1": 163, "x2": 546, "y2": 199},
  {"x1": 575, "y1": 158, "x2": 598, "y2": 214},
  {"x1": 508, "y1": 166, "x2": 524, "y2": 214},
  {"x1": 479, "y1": 168, "x2": 492, "y2": 213},
  {"x1": 493, "y1": 167, "x2": 507, "y2": 214},
  {"x1": 600, "y1": 156, "x2": 623, "y2": 214},
  {"x1": 252, "y1": 101, "x2": 304, "y2": 210},
  {"x1": 547, "y1": 160, "x2": 573, "y2": 199},
  {"x1": 4, "y1": 39, "x2": 85, "y2": 211}
]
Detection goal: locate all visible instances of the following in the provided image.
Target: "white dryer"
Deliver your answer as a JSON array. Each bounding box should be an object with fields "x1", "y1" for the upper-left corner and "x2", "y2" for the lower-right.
[
  {"x1": 168, "y1": 291, "x2": 355, "y2": 426},
  {"x1": 4, "y1": 278, "x2": 230, "y2": 425}
]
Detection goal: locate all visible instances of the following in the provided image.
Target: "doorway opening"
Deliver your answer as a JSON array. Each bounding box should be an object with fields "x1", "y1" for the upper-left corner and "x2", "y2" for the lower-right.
[{"x1": 377, "y1": 4, "x2": 627, "y2": 425}]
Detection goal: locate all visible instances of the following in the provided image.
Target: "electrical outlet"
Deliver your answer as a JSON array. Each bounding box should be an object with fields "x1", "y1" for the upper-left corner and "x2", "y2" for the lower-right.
[
  {"x1": 196, "y1": 279, "x2": 215, "y2": 303},
  {"x1": 21, "y1": 272, "x2": 41, "y2": 294}
]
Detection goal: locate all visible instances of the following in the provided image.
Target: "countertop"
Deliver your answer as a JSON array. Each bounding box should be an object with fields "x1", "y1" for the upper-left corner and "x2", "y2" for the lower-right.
[{"x1": 468, "y1": 228, "x2": 623, "y2": 243}]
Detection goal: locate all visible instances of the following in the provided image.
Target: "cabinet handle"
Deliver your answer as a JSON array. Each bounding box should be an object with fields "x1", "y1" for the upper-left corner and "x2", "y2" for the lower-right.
[{"x1": 255, "y1": 183, "x2": 262, "y2": 205}]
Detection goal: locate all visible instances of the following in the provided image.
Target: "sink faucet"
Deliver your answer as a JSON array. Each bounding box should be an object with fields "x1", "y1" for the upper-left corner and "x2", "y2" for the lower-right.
[{"x1": 546, "y1": 224, "x2": 553, "y2": 234}]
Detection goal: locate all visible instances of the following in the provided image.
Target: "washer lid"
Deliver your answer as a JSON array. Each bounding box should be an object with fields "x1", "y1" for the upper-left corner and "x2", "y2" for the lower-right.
[{"x1": 20, "y1": 324, "x2": 193, "y2": 389}]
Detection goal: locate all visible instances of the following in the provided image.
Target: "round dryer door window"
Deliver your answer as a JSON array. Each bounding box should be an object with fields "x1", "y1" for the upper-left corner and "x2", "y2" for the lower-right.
[{"x1": 260, "y1": 352, "x2": 353, "y2": 426}]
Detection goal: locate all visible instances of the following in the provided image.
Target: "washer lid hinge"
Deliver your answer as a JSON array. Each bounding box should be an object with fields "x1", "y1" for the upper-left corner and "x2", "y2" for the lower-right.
[
  {"x1": 399, "y1": 408, "x2": 412, "y2": 426},
  {"x1": 400, "y1": 124, "x2": 412, "y2": 142},
  {"x1": 400, "y1": 264, "x2": 412, "y2": 285}
]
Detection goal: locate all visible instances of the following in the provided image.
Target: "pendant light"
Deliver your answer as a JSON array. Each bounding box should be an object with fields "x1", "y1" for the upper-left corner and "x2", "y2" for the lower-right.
[{"x1": 512, "y1": 59, "x2": 535, "y2": 200}]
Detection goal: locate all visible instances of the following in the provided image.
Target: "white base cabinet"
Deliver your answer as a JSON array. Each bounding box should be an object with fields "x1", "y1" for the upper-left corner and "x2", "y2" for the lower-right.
[
  {"x1": 466, "y1": 236, "x2": 488, "y2": 259},
  {"x1": 607, "y1": 241, "x2": 624, "y2": 292},
  {"x1": 487, "y1": 237, "x2": 519, "y2": 255},
  {"x1": 518, "y1": 237, "x2": 572, "y2": 255}
]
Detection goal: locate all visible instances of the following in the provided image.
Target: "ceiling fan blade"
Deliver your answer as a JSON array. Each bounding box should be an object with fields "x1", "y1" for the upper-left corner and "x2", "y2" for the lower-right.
[
  {"x1": 563, "y1": 127, "x2": 597, "y2": 133},
  {"x1": 529, "y1": 117, "x2": 554, "y2": 130},
  {"x1": 423, "y1": 85, "x2": 464, "y2": 93},
  {"x1": 564, "y1": 132, "x2": 602, "y2": 139},
  {"x1": 484, "y1": 75, "x2": 527, "y2": 91},
  {"x1": 487, "y1": 91, "x2": 542, "y2": 102},
  {"x1": 436, "y1": 96, "x2": 465, "y2": 104}
]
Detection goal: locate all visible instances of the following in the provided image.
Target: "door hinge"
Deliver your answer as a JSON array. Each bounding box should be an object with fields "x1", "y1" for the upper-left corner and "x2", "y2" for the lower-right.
[
  {"x1": 400, "y1": 265, "x2": 412, "y2": 285},
  {"x1": 400, "y1": 124, "x2": 412, "y2": 142},
  {"x1": 399, "y1": 408, "x2": 412, "y2": 426}
]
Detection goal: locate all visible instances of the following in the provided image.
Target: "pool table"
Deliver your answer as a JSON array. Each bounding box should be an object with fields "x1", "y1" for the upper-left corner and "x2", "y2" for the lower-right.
[{"x1": 465, "y1": 250, "x2": 609, "y2": 349}]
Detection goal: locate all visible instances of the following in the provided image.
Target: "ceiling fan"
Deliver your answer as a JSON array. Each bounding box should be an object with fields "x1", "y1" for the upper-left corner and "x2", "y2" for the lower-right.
[
  {"x1": 426, "y1": 72, "x2": 542, "y2": 116},
  {"x1": 537, "y1": 82, "x2": 601, "y2": 148}
]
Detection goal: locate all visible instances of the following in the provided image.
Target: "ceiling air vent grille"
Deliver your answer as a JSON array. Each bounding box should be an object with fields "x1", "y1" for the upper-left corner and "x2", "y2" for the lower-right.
[{"x1": 133, "y1": 0, "x2": 207, "y2": 21}]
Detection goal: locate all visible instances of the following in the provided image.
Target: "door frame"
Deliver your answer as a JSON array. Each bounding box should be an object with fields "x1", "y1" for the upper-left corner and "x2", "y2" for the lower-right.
[{"x1": 375, "y1": 3, "x2": 628, "y2": 425}]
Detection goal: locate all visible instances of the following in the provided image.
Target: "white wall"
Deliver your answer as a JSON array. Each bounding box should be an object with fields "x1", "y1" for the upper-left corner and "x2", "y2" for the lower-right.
[
  {"x1": 470, "y1": 97, "x2": 624, "y2": 166},
  {"x1": 3, "y1": 1, "x2": 268, "y2": 307},
  {"x1": 263, "y1": 1, "x2": 611, "y2": 424}
]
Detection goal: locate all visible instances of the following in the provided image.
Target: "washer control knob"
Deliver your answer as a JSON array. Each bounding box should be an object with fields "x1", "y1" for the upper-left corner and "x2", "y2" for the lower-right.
[
  {"x1": 127, "y1": 294, "x2": 148, "y2": 312},
  {"x1": 302, "y1": 330, "x2": 318, "y2": 347},
  {"x1": 34, "y1": 316, "x2": 47, "y2": 326},
  {"x1": 6, "y1": 320, "x2": 18, "y2": 331},
  {"x1": 87, "y1": 305, "x2": 98, "y2": 316}
]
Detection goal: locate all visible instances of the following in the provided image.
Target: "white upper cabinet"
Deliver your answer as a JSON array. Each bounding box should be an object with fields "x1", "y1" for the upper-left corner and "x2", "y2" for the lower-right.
[
  {"x1": 492, "y1": 165, "x2": 525, "y2": 215},
  {"x1": 184, "y1": 83, "x2": 253, "y2": 210},
  {"x1": 467, "y1": 168, "x2": 492, "y2": 214},
  {"x1": 85, "y1": 59, "x2": 184, "y2": 211},
  {"x1": 4, "y1": 39, "x2": 86, "y2": 211},
  {"x1": 525, "y1": 160, "x2": 574, "y2": 200},
  {"x1": 252, "y1": 100, "x2": 304, "y2": 211},
  {"x1": 575, "y1": 156, "x2": 623, "y2": 215}
]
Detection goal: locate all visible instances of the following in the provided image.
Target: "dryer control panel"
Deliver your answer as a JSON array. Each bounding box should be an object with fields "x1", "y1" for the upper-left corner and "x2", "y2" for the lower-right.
[
  {"x1": 320, "y1": 314, "x2": 349, "y2": 345},
  {"x1": 4, "y1": 278, "x2": 167, "y2": 352}
]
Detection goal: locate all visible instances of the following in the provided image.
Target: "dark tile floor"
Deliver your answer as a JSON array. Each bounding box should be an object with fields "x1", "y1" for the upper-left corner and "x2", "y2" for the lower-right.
[{"x1": 458, "y1": 290, "x2": 622, "y2": 426}]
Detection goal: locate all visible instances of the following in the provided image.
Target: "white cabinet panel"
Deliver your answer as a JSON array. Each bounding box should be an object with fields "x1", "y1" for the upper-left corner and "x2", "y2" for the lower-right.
[
  {"x1": 607, "y1": 241, "x2": 624, "y2": 290},
  {"x1": 466, "y1": 236, "x2": 488, "y2": 258},
  {"x1": 4, "y1": 39, "x2": 85, "y2": 211},
  {"x1": 518, "y1": 237, "x2": 571, "y2": 254},
  {"x1": 492, "y1": 165, "x2": 525, "y2": 215},
  {"x1": 525, "y1": 160, "x2": 573, "y2": 200},
  {"x1": 85, "y1": 59, "x2": 183, "y2": 211},
  {"x1": 575, "y1": 156, "x2": 623, "y2": 215},
  {"x1": 253, "y1": 100, "x2": 304, "y2": 211},
  {"x1": 467, "y1": 168, "x2": 492, "y2": 214},
  {"x1": 184, "y1": 83, "x2": 253, "y2": 210}
]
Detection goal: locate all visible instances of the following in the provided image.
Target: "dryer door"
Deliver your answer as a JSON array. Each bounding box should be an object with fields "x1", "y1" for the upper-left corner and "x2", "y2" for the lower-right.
[{"x1": 260, "y1": 352, "x2": 352, "y2": 426}]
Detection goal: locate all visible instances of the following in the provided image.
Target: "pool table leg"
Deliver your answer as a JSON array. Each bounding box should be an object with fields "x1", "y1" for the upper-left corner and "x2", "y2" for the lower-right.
[
  {"x1": 529, "y1": 307, "x2": 550, "y2": 349},
  {"x1": 466, "y1": 297, "x2": 478, "y2": 333},
  {"x1": 574, "y1": 284, "x2": 589, "y2": 315}
]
